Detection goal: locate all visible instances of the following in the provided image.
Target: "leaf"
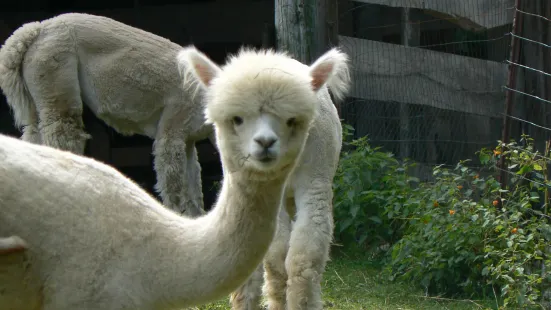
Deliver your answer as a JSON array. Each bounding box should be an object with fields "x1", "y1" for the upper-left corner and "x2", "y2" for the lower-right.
[
  {"x1": 343, "y1": 124, "x2": 355, "y2": 131},
  {"x1": 533, "y1": 163, "x2": 543, "y2": 171},
  {"x1": 507, "y1": 240, "x2": 513, "y2": 248},
  {"x1": 502, "y1": 275, "x2": 514, "y2": 284},
  {"x1": 482, "y1": 266, "x2": 490, "y2": 276},
  {"x1": 347, "y1": 189, "x2": 355, "y2": 202},
  {"x1": 369, "y1": 216, "x2": 382, "y2": 224},
  {"x1": 350, "y1": 204, "x2": 360, "y2": 218},
  {"x1": 516, "y1": 165, "x2": 533, "y2": 175},
  {"x1": 358, "y1": 233, "x2": 369, "y2": 245},
  {"x1": 339, "y1": 218, "x2": 353, "y2": 232},
  {"x1": 479, "y1": 152, "x2": 491, "y2": 164}
]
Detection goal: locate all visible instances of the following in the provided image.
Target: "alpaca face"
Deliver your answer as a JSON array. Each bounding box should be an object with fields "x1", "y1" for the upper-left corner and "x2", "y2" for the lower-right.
[
  {"x1": 205, "y1": 66, "x2": 319, "y2": 174},
  {"x1": 237, "y1": 113, "x2": 286, "y2": 168},
  {"x1": 223, "y1": 101, "x2": 313, "y2": 173},
  {"x1": 177, "y1": 46, "x2": 350, "y2": 175}
]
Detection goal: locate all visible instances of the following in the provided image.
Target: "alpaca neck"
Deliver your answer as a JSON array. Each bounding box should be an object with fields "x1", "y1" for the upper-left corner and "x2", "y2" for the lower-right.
[
  {"x1": 207, "y1": 172, "x2": 286, "y2": 285},
  {"x1": 151, "y1": 169, "x2": 289, "y2": 308}
]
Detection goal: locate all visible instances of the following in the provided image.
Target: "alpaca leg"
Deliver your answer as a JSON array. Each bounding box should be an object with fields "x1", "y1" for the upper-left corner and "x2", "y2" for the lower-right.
[
  {"x1": 18, "y1": 99, "x2": 42, "y2": 144},
  {"x1": 153, "y1": 132, "x2": 205, "y2": 217},
  {"x1": 38, "y1": 108, "x2": 89, "y2": 154},
  {"x1": 21, "y1": 124, "x2": 42, "y2": 144},
  {"x1": 263, "y1": 202, "x2": 293, "y2": 310},
  {"x1": 229, "y1": 263, "x2": 264, "y2": 310},
  {"x1": 285, "y1": 182, "x2": 333, "y2": 310},
  {"x1": 183, "y1": 142, "x2": 206, "y2": 217},
  {"x1": 25, "y1": 54, "x2": 89, "y2": 154}
]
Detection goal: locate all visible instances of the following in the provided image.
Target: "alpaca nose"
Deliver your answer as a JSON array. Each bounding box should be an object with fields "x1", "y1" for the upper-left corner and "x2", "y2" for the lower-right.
[{"x1": 254, "y1": 136, "x2": 277, "y2": 149}]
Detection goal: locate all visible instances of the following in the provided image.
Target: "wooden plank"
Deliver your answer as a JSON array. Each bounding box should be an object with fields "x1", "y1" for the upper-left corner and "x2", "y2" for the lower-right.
[
  {"x1": 354, "y1": 0, "x2": 514, "y2": 30},
  {"x1": 338, "y1": 35, "x2": 507, "y2": 117}
]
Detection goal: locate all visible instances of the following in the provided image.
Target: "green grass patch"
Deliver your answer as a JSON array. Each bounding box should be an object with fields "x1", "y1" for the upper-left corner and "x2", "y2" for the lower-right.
[{"x1": 191, "y1": 247, "x2": 495, "y2": 310}]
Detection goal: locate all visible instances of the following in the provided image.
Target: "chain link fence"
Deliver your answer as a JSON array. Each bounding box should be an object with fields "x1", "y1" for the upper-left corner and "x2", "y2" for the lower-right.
[{"x1": 337, "y1": 0, "x2": 514, "y2": 180}]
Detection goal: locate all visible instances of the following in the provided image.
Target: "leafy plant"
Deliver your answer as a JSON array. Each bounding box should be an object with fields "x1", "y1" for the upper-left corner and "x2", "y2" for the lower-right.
[
  {"x1": 386, "y1": 135, "x2": 551, "y2": 309},
  {"x1": 332, "y1": 124, "x2": 419, "y2": 250},
  {"x1": 333, "y1": 125, "x2": 551, "y2": 308},
  {"x1": 387, "y1": 160, "x2": 500, "y2": 297}
]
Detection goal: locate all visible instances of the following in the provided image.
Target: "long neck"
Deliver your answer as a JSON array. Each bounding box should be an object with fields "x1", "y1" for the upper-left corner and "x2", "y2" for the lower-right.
[
  {"x1": 147, "y1": 171, "x2": 288, "y2": 309},
  {"x1": 205, "y1": 173, "x2": 286, "y2": 288}
]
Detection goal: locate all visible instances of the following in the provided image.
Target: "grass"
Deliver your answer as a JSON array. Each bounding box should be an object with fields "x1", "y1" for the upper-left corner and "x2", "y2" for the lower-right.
[{"x1": 191, "y1": 247, "x2": 496, "y2": 310}]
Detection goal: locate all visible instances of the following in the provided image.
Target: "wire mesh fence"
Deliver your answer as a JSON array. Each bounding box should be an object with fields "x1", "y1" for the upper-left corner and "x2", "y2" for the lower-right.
[
  {"x1": 495, "y1": 0, "x2": 551, "y2": 188},
  {"x1": 336, "y1": 0, "x2": 515, "y2": 180},
  {"x1": 501, "y1": 1, "x2": 551, "y2": 151}
]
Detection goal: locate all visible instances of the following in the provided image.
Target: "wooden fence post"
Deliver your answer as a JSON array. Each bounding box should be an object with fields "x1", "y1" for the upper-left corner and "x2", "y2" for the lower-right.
[{"x1": 275, "y1": 0, "x2": 342, "y2": 115}]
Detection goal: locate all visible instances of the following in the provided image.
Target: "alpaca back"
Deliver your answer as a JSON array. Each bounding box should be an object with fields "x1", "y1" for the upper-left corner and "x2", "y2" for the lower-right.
[{"x1": 21, "y1": 13, "x2": 205, "y2": 137}]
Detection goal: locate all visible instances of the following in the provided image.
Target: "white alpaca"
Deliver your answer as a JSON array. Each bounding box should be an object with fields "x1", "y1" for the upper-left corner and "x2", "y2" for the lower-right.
[
  {"x1": 0, "y1": 46, "x2": 346, "y2": 309},
  {"x1": 0, "y1": 12, "x2": 213, "y2": 217},
  {"x1": 181, "y1": 48, "x2": 350, "y2": 309}
]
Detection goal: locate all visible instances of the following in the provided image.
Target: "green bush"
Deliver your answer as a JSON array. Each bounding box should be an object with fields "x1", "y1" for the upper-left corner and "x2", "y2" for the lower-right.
[
  {"x1": 332, "y1": 126, "x2": 551, "y2": 308},
  {"x1": 387, "y1": 160, "x2": 500, "y2": 296},
  {"x1": 386, "y1": 136, "x2": 551, "y2": 309},
  {"x1": 332, "y1": 124, "x2": 419, "y2": 249}
]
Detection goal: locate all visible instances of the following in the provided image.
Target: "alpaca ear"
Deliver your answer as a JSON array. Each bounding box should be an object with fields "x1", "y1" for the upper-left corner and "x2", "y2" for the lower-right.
[
  {"x1": 177, "y1": 46, "x2": 222, "y2": 89},
  {"x1": 308, "y1": 48, "x2": 351, "y2": 101}
]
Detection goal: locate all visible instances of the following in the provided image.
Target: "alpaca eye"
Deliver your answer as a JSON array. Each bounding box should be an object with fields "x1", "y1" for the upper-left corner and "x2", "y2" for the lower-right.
[
  {"x1": 232, "y1": 116, "x2": 243, "y2": 125},
  {"x1": 286, "y1": 117, "x2": 296, "y2": 127}
]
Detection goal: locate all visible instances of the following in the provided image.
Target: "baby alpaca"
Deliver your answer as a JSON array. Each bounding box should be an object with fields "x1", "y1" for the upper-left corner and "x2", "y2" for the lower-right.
[
  {"x1": 227, "y1": 49, "x2": 350, "y2": 310},
  {"x1": 0, "y1": 44, "x2": 346, "y2": 310},
  {"x1": 0, "y1": 12, "x2": 212, "y2": 217}
]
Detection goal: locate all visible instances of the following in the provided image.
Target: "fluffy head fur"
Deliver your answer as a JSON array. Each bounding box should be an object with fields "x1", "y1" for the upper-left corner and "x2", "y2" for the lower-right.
[{"x1": 177, "y1": 46, "x2": 349, "y2": 179}]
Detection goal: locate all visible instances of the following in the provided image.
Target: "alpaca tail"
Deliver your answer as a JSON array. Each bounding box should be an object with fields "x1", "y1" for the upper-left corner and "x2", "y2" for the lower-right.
[{"x1": 0, "y1": 21, "x2": 42, "y2": 138}]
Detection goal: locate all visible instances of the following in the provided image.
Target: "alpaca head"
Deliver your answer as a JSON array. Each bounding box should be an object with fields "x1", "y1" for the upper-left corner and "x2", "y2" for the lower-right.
[{"x1": 177, "y1": 46, "x2": 350, "y2": 179}]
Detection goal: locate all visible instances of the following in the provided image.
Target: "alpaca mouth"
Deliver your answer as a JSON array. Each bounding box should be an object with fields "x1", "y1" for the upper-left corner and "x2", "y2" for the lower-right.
[
  {"x1": 258, "y1": 157, "x2": 275, "y2": 163},
  {"x1": 252, "y1": 149, "x2": 277, "y2": 164}
]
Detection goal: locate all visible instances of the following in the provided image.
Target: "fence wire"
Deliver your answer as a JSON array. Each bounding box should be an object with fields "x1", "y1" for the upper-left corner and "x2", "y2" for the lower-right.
[
  {"x1": 495, "y1": 0, "x2": 551, "y2": 188},
  {"x1": 501, "y1": 1, "x2": 551, "y2": 149},
  {"x1": 337, "y1": 0, "x2": 514, "y2": 180}
]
